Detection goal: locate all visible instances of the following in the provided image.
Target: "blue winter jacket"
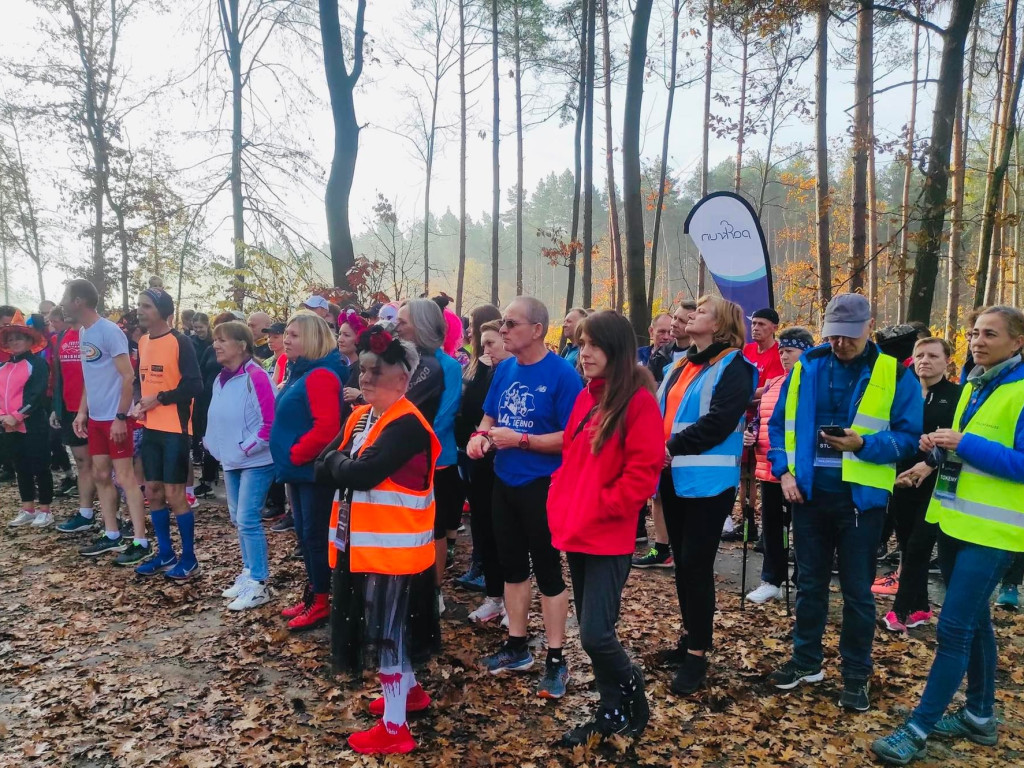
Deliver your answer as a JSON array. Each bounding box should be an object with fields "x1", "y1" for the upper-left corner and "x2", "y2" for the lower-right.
[
  {"x1": 767, "y1": 342, "x2": 923, "y2": 511},
  {"x1": 269, "y1": 348, "x2": 348, "y2": 483},
  {"x1": 434, "y1": 350, "x2": 463, "y2": 467},
  {"x1": 956, "y1": 356, "x2": 1024, "y2": 482}
]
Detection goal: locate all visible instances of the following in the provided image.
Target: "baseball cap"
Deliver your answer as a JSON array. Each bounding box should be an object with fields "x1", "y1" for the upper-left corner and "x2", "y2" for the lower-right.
[
  {"x1": 821, "y1": 294, "x2": 871, "y2": 339},
  {"x1": 749, "y1": 307, "x2": 780, "y2": 325},
  {"x1": 263, "y1": 322, "x2": 286, "y2": 335},
  {"x1": 302, "y1": 295, "x2": 330, "y2": 312}
]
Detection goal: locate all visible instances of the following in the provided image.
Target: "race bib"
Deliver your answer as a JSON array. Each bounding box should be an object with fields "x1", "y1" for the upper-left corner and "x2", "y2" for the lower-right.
[
  {"x1": 814, "y1": 425, "x2": 843, "y2": 468},
  {"x1": 333, "y1": 495, "x2": 351, "y2": 552},
  {"x1": 934, "y1": 455, "x2": 963, "y2": 501}
]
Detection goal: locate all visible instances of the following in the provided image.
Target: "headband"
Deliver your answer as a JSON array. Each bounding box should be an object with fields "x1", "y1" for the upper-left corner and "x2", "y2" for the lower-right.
[
  {"x1": 357, "y1": 327, "x2": 412, "y2": 370},
  {"x1": 779, "y1": 336, "x2": 813, "y2": 352}
]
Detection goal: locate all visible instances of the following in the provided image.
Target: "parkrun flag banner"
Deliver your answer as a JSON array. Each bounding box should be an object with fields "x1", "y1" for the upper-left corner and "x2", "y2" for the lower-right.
[{"x1": 684, "y1": 192, "x2": 775, "y2": 323}]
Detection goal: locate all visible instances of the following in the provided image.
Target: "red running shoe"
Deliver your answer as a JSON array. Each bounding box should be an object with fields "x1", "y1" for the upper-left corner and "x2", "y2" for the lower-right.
[
  {"x1": 348, "y1": 720, "x2": 416, "y2": 755},
  {"x1": 369, "y1": 684, "x2": 432, "y2": 716},
  {"x1": 287, "y1": 593, "x2": 329, "y2": 631},
  {"x1": 281, "y1": 583, "x2": 313, "y2": 619},
  {"x1": 871, "y1": 573, "x2": 899, "y2": 596}
]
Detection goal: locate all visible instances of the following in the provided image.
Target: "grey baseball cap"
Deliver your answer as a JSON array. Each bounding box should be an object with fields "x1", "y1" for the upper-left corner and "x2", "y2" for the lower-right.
[{"x1": 821, "y1": 293, "x2": 871, "y2": 338}]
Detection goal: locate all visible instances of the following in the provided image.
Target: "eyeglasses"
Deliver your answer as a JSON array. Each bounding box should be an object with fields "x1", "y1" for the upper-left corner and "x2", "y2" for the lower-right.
[{"x1": 500, "y1": 318, "x2": 537, "y2": 329}]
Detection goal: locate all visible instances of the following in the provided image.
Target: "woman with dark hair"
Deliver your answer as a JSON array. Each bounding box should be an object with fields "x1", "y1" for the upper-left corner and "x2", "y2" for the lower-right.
[
  {"x1": 317, "y1": 328, "x2": 439, "y2": 755},
  {"x1": 656, "y1": 295, "x2": 756, "y2": 694},
  {"x1": 549, "y1": 311, "x2": 663, "y2": 745}
]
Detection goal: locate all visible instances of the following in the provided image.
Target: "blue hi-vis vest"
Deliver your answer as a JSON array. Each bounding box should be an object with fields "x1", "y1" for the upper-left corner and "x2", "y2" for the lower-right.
[{"x1": 659, "y1": 349, "x2": 756, "y2": 499}]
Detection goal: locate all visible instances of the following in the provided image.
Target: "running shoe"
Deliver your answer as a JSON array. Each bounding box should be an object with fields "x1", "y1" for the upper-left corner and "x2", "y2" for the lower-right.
[
  {"x1": 871, "y1": 724, "x2": 927, "y2": 765},
  {"x1": 135, "y1": 551, "x2": 177, "y2": 576},
  {"x1": 469, "y1": 596, "x2": 505, "y2": 623},
  {"x1": 57, "y1": 511, "x2": 95, "y2": 533},
  {"x1": 7, "y1": 510, "x2": 36, "y2": 527},
  {"x1": 904, "y1": 610, "x2": 932, "y2": 628},
  {"x1": 932, "y1": 707, "x2": 998, "y2": 746},
  {"x1": 79, "y1": 535, "x2": 127, "y2": 556},
  {"x1": 30, "y1": 512, "x2": 54, "y2": 528},
  {"x1": 632, "y1": 546, "x2": 673, "y2": 568},
  {"x1": 227, "y1": 581, "x2": 270, "y2": 611},
  {"x1": 165, "y1": 558, "x2": 200, "y2": 581},
  {"x1": 996, "y1": 584, "x2": 1019, "y2": 609},
  {"x1": 55, "y1": 476, "x2": 78, "y2": 497},
  {"x1": 883, "y1": 611, "x2": 907, "y2": 633},
  {"x1": 186, "y1": 491, "x2": 198, "y2": 509},
  {"x1": 769, "y1": 659, "x2": 824, "y2": 690},
  {"x1": 872, "y1": 573, "x2": 899, "y2": 596},
  {"x1": 222, "y1": 570, "x2": 253, "y2": 599},
  {"x1": 347, "y1": 720, "x2": 415, "y2": 755},
  {"x1": 482, "y1": 642, "x2": 534, "y2": 674},
  {"x1": 746, "y1": 582, "x2": 782, "y2": 604},
  {"x1": 537, "y1": 660, "x2": 569, "y2": 699},
  {"x1": 839, "y1": 678, "x2": 871, "y2": 711},
  {"x1": 113, "y1": 542, "x2": 152, "y2": 566},
  {"x1": 271, "y1": 515, "x2": 295, "y2": 533}
]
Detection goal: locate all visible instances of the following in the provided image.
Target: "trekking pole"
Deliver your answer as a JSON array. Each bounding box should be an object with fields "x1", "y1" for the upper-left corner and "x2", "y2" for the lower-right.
[
  {"x1": 783, "y1": 502, "x2": 792, "y2": 617},
  {"x1": 740, "y1": 451, "x2": 755, "y2": 611}
]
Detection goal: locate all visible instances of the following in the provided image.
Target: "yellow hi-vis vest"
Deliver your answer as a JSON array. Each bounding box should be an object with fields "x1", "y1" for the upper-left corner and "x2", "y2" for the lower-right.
[
  {"x1": 926, "y1": 377, "x2": 1024, "y2": 552},
  {"x1": 784, "y1": 353, "x2": 898, "y2": 492}
]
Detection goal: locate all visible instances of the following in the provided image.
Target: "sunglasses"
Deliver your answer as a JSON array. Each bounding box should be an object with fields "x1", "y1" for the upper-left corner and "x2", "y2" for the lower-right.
[{"x1": 500, "y1": 318, "x2": 537, "y2": 330}]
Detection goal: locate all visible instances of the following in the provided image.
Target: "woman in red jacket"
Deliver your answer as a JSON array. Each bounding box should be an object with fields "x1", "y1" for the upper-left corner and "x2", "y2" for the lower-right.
[
  {"x1": 548, "y1": 310, "x2": 665, "y2": 746},
  {"x1": 744, "y1": 326, "x2": 815, "y2": 604}
]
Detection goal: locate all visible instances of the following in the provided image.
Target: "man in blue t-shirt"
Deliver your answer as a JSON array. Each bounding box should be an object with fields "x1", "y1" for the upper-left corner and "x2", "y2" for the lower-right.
[{"x1": 467, "y1": 295, "x2": 582, "y2": 698}]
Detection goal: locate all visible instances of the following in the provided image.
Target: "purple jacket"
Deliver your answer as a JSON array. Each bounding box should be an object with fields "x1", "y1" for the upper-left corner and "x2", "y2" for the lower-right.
[{"x1": 204, "y1": 358, "x2": 276, "y2": 470}]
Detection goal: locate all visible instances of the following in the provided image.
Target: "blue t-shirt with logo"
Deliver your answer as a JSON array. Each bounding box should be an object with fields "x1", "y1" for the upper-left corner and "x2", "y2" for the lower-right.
[{"x1": 484, "y1": 350, "x2": 582, "y2": 487}]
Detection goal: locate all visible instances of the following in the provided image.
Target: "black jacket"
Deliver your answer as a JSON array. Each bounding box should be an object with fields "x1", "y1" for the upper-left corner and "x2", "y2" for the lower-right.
[
  {"x1": 664, "y1": 342, "x2": 755, "y2": 457},
  {"x1": 455, "y1": 362, "x2": 493, "y2": 448},
  {"x1": 648, "y1": 341, "x2": 687, "y2": 384},
  {"x1": 316, "y1": 412, "x2": 431, "y2": 492}
]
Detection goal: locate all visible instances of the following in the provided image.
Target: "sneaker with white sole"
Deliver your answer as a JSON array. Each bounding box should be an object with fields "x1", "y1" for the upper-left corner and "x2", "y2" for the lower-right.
[
  {"x1": 746, "y1": 582, "x2": 782, "y2": 604},
  {"x1": 227, "y1": 581, "x2": 270, "y2": 611},
  {"x1": 8, "y1": 510, "x2": 36, "y2": 527},
  {"x1": 30, "y1": 512, "x2": 54, "y2": 528},
  {"x1": 469, "y1": 596, "x2": 505, "y2": 623},
  {"x1": 437, "y1": 591, "x2": 446, "y2": 615},
  {"x1": 221, "y1": 569, "x2": 252, "y2": 599}
]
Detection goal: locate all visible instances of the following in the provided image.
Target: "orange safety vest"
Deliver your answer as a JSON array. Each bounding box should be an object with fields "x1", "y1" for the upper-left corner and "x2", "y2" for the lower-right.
[{"x1": 327, "y1": 398, "x2": 439, "y2": 575}]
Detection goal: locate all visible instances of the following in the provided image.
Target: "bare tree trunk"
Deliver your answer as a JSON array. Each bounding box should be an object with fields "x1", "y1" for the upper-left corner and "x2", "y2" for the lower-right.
[
  {"x1": 946, "y1": 7, "x2": 978, "y2": 338},
  {"x1": 648, "y1": 0, "x2": 681, "y2": 312},
  {"x1": 623, "y1": 0, "x2": 653, "y2": 340},
  {"x1": 602, "y1": 0, "x2": 623, "y2": 311},
  {"x1": 1016, "y1": 138, "x2": 1022, "y2": 306},
  {"x1": 698, "y1": 0, "x2": 715, "y2": 296},
  {"x1": 320, "y1": 0, "x2": 366, "y2": 293},
  {"x1": 867, "y1": 98, "x2": 879, "y2": 317},
  {"x1": 734, "y1": 29, "x2": 748, "y2": 195},
  {"x1": 514, "y1": 5, "x2": 524, "y2": 295},
  {"x1": 907, "y1": 0, "x2": 977, "y2": 324},
  {"x1": 815, "y1": 0, "x2": 832, "y2": 309},
  {"x1": 565, "y1": 17, "x2": 587, "y2": 314},
  {"x1": 897, "y1": 10, "x2": 920, "y2": 323},
  {"x1": 849, "y1": 0, "x2": 873, "y2": 294},
  {"x1": 976, "y1": 1, "x2": 1022, "y2": 306},
  {"x1": 456, "y1": 0, "x2": 467, "y2": 314},
  {"x1": 490, "y1": 0, "x2": 500, "y2": 304},
  {"x1": 582, "y1": 0, "x2": 597, "y2": 307}
]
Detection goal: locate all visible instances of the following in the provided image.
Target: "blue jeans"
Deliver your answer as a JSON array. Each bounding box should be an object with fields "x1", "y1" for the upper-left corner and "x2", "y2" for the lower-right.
[
  {"x1": 223, "y1": 464, "x2": 275, "y2": 582},
  {"x1": 289, "y1": 481, "x2": 334, "y2": 594},
  {"x1": 791, "y1": 491, "x2": 885, "y2": 680},
  {"x1": 909, "y1": 533, "x2": 1012, "y2": 732}
]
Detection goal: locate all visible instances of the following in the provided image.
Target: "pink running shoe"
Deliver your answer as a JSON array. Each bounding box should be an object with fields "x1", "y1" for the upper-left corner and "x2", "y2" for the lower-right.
[
  {"x1": 883, "y1": 611, "x2": 907, "y2": 633},
  {"x1": 904, "y1": 610, "x2": 933, "y2": 628}
]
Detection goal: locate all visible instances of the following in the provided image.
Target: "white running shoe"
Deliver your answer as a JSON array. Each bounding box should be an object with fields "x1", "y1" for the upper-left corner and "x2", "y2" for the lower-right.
[
  {"x1": 227, "y1": 581, "x2": 270, "y2": 611},
  {"x1": 8, "y1": 510, "x2": 36, "y2": 527},
  {"x1": 221, "y1": 569, "x2": 252, "y2": 599},
  {"x1": 469, "y1": 596, "x2": 505, "y2": 623},
  {"x1": 746, "y1": 582, "x2": 782, "y2": 604},
  {"x1": 437, "y1": 591, "x2": 446, "y2": 615},
  {"x1": 31, "y1": 512, "x2": 54, "y2": 528}
]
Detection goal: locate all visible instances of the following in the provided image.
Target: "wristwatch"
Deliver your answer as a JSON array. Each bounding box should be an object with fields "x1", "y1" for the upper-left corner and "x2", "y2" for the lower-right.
[
  {"x1": 115, "y1": 412, "x2": 128, "y2": 421},
  {"x1": 519, "y1": 432, "x2": 530, "y2": 450}
]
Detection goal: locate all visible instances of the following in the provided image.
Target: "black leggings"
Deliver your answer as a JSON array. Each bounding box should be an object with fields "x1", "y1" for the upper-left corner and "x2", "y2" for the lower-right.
[
  {"x1": 760, "y1": 481, "x2": 788, "y2": 587},
  {"x1": 891, "y1": 492, "x2": 938, "y2": 618},
  {"x1": 466, "y1": 456, "x2": 503, "y2": 598},
  {"x1": 660, "y1": 472, "x2": 735, "y2": 652},
  {"x1": 7, "y1": 428, "x2": 53, "y2": 505}
]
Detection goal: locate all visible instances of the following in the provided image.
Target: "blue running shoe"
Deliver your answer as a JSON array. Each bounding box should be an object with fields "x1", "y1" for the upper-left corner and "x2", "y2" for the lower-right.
[
  {"x1": 57, "y1": 511, "x2": 95, "y2": 534},
  {"x1": 482, "y1": 642, "x2": 534, "y2": 675},
  {"x1": 871, "y1": 724, "x2": 927, "y2": 765},
  {"x1": 164, "y1": 558, "x2": 200, "y2": 581},
  {"x1": 537, "y1": 660, "x2": 569, "y2": 699},
  {"x1": 996, "y1": 584, "x2": 1018, "y2": 610},
  {"x1": 136, "y1": 551, "x2": 177, "y2": 577}
]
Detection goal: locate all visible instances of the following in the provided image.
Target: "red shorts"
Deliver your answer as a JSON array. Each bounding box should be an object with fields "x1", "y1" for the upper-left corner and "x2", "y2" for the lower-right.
[{"x1": 88, "y1": 418, "x2": 135, "y2": 460}]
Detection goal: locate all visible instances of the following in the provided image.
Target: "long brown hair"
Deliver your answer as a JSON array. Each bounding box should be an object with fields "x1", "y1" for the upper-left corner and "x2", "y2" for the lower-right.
[
  {"x1": 465, "y1": 303, "x2": 502, "y2": 379},
  {"x1": 579, "y1": 311, "x2": 655, "y2": 453}
]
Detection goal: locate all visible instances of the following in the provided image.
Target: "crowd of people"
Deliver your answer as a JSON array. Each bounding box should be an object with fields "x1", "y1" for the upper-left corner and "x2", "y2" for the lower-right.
[{"x1": 3, "y1": 278, "x2": 1023, "y2": 763}]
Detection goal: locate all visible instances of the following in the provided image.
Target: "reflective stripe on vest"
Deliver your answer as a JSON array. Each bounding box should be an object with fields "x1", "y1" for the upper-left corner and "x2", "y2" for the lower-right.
[
  {"x1": 784, "y1": 353, "x2": 898, "y2": 492},
  {"x1": 664, "y1": 350, "x2": 751, "y2": 497},
  {"x1": 926, "y1": 377, "x2": 1024, "y2": 552},
  {"x1": 327, "y1": 399, "x2": 440, "y2": 574}
]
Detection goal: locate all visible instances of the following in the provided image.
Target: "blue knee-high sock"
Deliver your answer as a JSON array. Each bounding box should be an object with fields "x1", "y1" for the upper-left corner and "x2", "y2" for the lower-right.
[
  {"x1": 150, "y1": 507, "x2": 174, "y2": 556},
  {"x1": 176, "y1": 510, "x2": 195, "y2": 562}
]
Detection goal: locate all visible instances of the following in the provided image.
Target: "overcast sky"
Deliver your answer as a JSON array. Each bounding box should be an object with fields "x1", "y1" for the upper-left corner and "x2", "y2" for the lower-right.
[{"x1": 1, "y1": 0, "x2": 958, "y2": 306}]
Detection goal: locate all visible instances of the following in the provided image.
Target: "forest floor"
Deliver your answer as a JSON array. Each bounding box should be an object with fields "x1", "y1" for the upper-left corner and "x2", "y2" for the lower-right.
[{"x1": 1, "y1": 481, "x2": 1023, "y2": 768}]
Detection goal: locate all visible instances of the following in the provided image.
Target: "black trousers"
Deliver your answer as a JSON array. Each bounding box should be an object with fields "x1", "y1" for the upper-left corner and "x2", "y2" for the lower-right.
[
  {"x1": 891, "y1": 492, "x2": 938, "y2": 618},
  {"x1": 567, "y1": 552, "x2": 633, "y2": 709},
  {"x1": 465, "y1": 455, "x2": 503, "y2": 598},
  {"x1": 6, "y1": 428, "x2": 53, "y2": 505},
  {"x1": 760, "y1": 481, "x2": 788, "y2": 587},
  {"x1": 1002, "y1": 552, "x2": 1024, "y2": 587},
  {"x1": 660, "y1": 472, "x2": 735, "y2": 651},
  {"x1": 49, "y1": 426, "x2": 71, "y2": 472}
]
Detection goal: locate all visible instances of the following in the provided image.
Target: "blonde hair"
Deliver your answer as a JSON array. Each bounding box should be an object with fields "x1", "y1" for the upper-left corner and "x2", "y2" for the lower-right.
[
  {"x1": 286, "y1": 312, "x2": 336, "y2": 361},
  {"x1": 697, "y1": 295, "x2": 746, "y2": 349},
  {"x1": 212, "y1": 320, "x2": 254, "y2": 356}
]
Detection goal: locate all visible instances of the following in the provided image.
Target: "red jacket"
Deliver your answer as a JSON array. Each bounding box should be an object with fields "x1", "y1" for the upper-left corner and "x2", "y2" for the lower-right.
[
  {"x1": 548, "y1": 379, "x2": 665, "y2": 556},
  {"x1": 754, "y1": 375, "x2": 785, "y2": 483}
]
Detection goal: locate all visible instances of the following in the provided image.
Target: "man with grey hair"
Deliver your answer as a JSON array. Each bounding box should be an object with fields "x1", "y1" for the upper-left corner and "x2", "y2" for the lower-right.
[
  {"x1": 247, "y1": 311, "x2": 273, "y2": 362},
  {"x1": 467, "y1": 295, "x2": 582, "y2": 699}
]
